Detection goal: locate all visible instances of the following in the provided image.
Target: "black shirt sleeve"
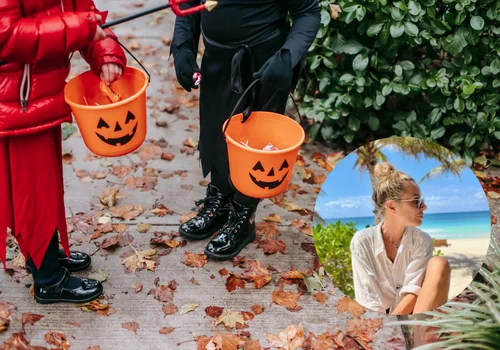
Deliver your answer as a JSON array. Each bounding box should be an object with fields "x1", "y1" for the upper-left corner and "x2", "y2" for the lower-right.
[
  {"x1": 282, "y1": 0, "x2": 321, "y2": 67},
  {"x1": 171, "y1": 0, "x2": 202, "y2": 56}
]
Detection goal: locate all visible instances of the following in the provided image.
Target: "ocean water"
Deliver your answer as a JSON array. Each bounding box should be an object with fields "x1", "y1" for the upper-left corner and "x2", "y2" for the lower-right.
[{"x1": 322, "y1": 210, "x2": 491, "y2": 240}]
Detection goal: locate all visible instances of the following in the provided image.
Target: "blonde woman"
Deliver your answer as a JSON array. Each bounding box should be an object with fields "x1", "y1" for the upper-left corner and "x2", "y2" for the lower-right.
[{"x1": 350, "y1": 162, "x2": 451, "y2": 315}]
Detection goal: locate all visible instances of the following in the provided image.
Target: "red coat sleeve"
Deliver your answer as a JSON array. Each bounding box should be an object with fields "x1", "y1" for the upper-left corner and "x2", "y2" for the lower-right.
[
  {"x1": 78, "y1": 2, "x2": 127, "y2": 77},
  {"x1": 0, "y1": 0, "x2": 99, "y2": 63}
]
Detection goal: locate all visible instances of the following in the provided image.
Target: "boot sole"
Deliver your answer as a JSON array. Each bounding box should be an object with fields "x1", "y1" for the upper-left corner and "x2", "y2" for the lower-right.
[
  {"x1": 204, "y1": 230, "x2": 256, "y2": 260},
  {"x1": 34, "y1": 289, "x2": 103, "y2": 305},
  {"x1": 179, "y1": 223, "x2": 225, "y2": 241}
]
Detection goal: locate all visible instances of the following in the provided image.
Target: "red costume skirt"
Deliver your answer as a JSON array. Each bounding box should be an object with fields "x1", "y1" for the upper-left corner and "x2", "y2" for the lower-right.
[{"x1": 0, "y1": 126, "x2": 69, "y2": 270}]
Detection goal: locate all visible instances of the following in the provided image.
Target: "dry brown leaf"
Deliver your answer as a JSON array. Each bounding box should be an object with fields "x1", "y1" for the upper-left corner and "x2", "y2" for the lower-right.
[
  {"x1": 281, "y1": 200, "x2": 303, "y2": 212},
  {"x1": 257, "y1": 239, "x2": 286, "y2": 255},
  {"x1": 313, "y1": 292, "x2": 328, "y2": 305},
  {"x1": 138, "y1": 144, "x2": 163, "y2": 162},
  {"x1": 159, "y1": 327, "x2": 175, "y2": 335},
  {"x1": 263, "y1": 213, "x2": 282, "y2": 223},
  {"x1": 346, "y1": 318, "x2": 383, "y2": 349},
  {"x1": 205, "y1": 306, "x2": 224, "y2": 318},
  {"x1": 241, "y1": 260, "x2": 272, "y2": 289},
  {"x1": 113, "y1": 224, "x2": 127, "y2": 233},
  {"x1": 179, "y1": 212, "x2": 197, "y2": 224},
  {"x1": 386, "y1": 337, "x2": 407, "y2": 350},
  {"x1": 100, "y1": 235, "x2": 120, "y2": 249},
  {"x1": 161, "y1": 152, "x2": 175, "y2": 161},
  {"x1": 44, "y1": 330, "x2": 70, "y2": 350},
  {"x1": 281, "y1": 269, "x2": 306, "y2": 280},
  {"x1": 133, "y1": 282, "x2": 143, "y2": 293},
  {"x1": 0, "y1": 302, "x2": 16, "y2": 318},
  {"x1": 226, "y1": 274, "x2": 246, "y2": 292},
  {"x1": 122, "y1": 321, "x2": 139, "y2": 334},
  {"x1": 180, "y1": 303, "x2": 199, "y2": 315},
  {"x1": 136, "y1": 222, "x2": 152, "y2": 233},
  {"x1": 121, "y1": 247, "x2": 157, "y2": 273},
  {"x1": 272, "y1": 289, "x2": 301, "y2": 309},
  {"x1": 215, "y1": 310, "x2": 245, "y2": 329},
  {"x1": 150, "y1": 237, "x2": 181, "y2": 248},
  {"x1": 148, "y1": 284, "x2": 175, "y2": 303},
  {"x1": 183, "y1": 137, "x2": 198, "y2": 148},
  {"x1": 3, "y1": 332, "x2": 46, "y2": 349},
  {"x1": 266, "y1": 323, "x2": 305, "y2": 350},
  {"x1": 0, "y1": 317, "x2": 10, "y2": 332},
  {"x1": 22, "y1": 313, "x2": 44, "y2": 327},
  {"x1": 162, "y1": 302, "x2": 179, "y2": 316},
  {"x1": 183, "y1": 252, "x2": 208, "y2": 268},
  {"x1": 336, "y1": 297, "x2": 366, "y2": 317},
  {"x1": 255, "y1": 222, "x2": 280, "y2": 240}
]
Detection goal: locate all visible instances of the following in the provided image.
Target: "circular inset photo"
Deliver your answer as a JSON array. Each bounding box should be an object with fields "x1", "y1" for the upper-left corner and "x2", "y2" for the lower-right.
[{"x1": 313, "y1": 136, "x2": 491, "y2": 316}]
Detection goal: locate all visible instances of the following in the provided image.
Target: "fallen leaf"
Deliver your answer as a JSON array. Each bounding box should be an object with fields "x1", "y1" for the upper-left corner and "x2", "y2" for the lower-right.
[
  {"x1": 241, "y1": 260, "x2": 272, "y2": 289},
  {"x1": 0, "y1": 317, "x2": 9, "y2": 332},
  {"x1": 179, "y1": 212, "x2": 197, "y2": 224},
  {"x1": 336, "y1": 297, "x2": 366, "y2": 317},
  {"x1": 161, "y1": 152, "x2": 175, "y2": 161},
  {"x1": 263, "y1": 214, "x2": 282, "y2": 223},
  {"x1": 44, "y1": 330, "x2": 70, "y2": 350},
  {"x1": 183, "y1": 252, "x2": 208, "y2": 268},
  {"x1": 87, "y1": 269, "x2": 108, "y2": 282},
  {"x1": 183, "y1": 137, "x2": 198, "y2": 148},
  {"x1": 487, "y1": 191, "x2": 500, "y2": 199},
  {"x1": 100, "y1": 235, "x2": 120, "y2": 249},
  {"x1": 266, "y1": 323, "x2": 305, "y2": 350},
  {"x1": 88, "y1": 346, "x2": 101, "y2": 350},
  {"x1": 150, "y1": 237, "x2": 181, "y2": 248},
  {"x1": 181, "y1": 184, "x2": 194, "y2": 190},
  {"x1": 258, "y1": 239, "x2": 287, "y2": 255},
  {"x1": 281, "y1": 269, "x2": 305, "y2": 281},
  {"x1": 232, "y1": 256, "x2": 246, "y2": 268},
  {"x1": 159, "y1": 327, "x2": 175, "y2": 335},
  {"x1": 180, "y1": 303, "x2": 199, "y2": 315},
  {"x1": 272, "y1": 289, "x2": 301, "y2": 310},
  {"x1": 189, "y1": 277, "x2": 200, "y2": 285},
  {"x1": 386, "y1": 337, "x2": 407, "y2": 350},
  {"x1": 226, "y1": 274, "x2": 246, "y2": 292},
  {"x1": 148, "y1": 284, "x2": 175, "y2": 303},
  {"x1": 121, "y1": 247, "x2": 157, "y2": 273},
  {"x1": 3, "y1": 332, "x2": 45, "y2": 349},
  {"x1": 122, "y1": 321, "x2": 139, "y2": 334},
  {"x1": 282, "y1": 200, "x2": 303, "y2": 212},
  {"x1": 205, "y1": 306, "x2": 224, "y2": 318},
  {"x1": 255, "y1": 222, "x2": 280, "y2": 239},
  {"x1": 215, "y1": 310, "x2": 245, "y2": 329},
  {"x1": 162, "y1": 302, "x2": 179, "y2": 316},
  {"x1": 0, "y1": 302, "x2": 16, "y2": 318},
  {"x1": 346, "y1": 318, "x2": 383, "y2": 349},
  {"x1": 138, "y1": 144, "x2": 163, "y2": 162},
  {"x1": 251, "y1": 304, "x2": 264, "y2": 315},
  {"x1": 313, "y1": 292, "x2": 328, "y2": 305},
  {"x1": 137, "y1": 222, "x2": 152, "y2": 233},
  {"x1": 133, "y1": 282, "x2": 143, "y2": 293},
  {"x1": 199, "y1": 332, "x2": 243, "y2": 350}
]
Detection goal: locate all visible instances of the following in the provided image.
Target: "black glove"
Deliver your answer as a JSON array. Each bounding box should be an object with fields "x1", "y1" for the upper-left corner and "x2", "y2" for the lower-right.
[
  {"x1": 253, "y1": 49, "x2": 293, "y2": 99},
  {"x1": 173, "y1": 49, "x2": 200, "y2": 92}
]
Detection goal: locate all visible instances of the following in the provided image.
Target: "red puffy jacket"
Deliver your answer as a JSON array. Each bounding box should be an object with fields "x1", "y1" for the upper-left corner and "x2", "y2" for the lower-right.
[{"x1": 0, "y1": 0, "x2": 127, "y2": 137}]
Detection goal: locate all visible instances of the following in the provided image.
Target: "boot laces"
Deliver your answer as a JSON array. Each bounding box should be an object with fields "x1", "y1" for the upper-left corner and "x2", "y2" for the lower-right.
[{"x1": 195, "y1": 193, "x2": 223, "y2": 217}]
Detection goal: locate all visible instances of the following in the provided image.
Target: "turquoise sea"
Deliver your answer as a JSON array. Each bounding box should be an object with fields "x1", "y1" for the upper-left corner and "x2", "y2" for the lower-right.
[{"x1": 323, "y1": 210, "x2": 491, "y2": 240}]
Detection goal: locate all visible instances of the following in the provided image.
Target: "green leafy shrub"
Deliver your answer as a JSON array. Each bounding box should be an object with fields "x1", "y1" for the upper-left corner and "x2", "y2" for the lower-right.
[
  {"x1": 296, "y1": 0, "x2": 500, "y2": 165},
  {"x1": 313, "y1": 221, "x2": 358, "y2": 298}
]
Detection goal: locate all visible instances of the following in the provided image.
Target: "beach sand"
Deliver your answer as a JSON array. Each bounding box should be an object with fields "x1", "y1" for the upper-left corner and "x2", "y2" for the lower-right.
[{"x1": 437, "y1": 237, "x2": 491, "y2": 299}]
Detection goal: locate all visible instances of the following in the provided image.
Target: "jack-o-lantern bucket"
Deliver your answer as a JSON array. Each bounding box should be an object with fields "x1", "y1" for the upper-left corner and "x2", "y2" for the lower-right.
[
  {"x1": 64, "y1": 66, "x2": 149, "y2": 157},
  {"x1": 223, "y1": 80, "x2": 305, "y2": 199}
]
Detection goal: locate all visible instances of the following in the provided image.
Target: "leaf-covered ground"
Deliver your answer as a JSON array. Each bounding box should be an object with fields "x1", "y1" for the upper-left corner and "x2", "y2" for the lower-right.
[{"x1": 1, "y1": 1, "x2": 499, "y2": 349}]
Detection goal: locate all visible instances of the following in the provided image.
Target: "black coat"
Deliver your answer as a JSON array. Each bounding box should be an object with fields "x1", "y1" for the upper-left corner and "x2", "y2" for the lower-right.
[{"x1": 172, "y1": 0, "x2": 320, "y2": 178}]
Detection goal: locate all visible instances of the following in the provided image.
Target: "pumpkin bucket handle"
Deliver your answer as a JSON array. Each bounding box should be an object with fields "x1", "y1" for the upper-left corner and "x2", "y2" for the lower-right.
[
  {"x1": 222, "y1": 78, "x2": 303, "y2": 140},
  {"x1": 105, "y1": 34, "x2": 151, "y2": 84}
]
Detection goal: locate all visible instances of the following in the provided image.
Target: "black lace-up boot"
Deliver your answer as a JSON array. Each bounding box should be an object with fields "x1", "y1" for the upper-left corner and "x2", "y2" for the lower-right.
[
  {"x1": 204, "y1": 200, "x2": 257, "y2": 259},
  {"x1": 179, "y1": 183, "x2": 232, "y2": 240}
]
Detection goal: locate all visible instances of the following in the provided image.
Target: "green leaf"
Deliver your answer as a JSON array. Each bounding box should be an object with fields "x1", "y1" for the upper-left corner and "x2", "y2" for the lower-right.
[
  {"x1": 444, "y1": 32, "x2": 467, "y2": 57},
  {"x1": 339, "y1": 73, "x2": 355, "y2": 84},
  {"x1": 449, "y1": 132, "x2": 465, "y2": 146},
  {"x1": 462, "y1": 84, "x2": 475, "y2": 95},
  {"x1": 395, "y1": 65, "x2": 403, "y2": 76},
  {"x1": 404, "y1": 22, "x2": 419, "y2": 36},
  {"x1": 465, "y1": 133, "x2": 476, "y2": 148},
  {"x1": 348, "y1": 117, "x2": 360, "y2": 132},
  {"x1": 310, "y1": 55, "x2": 321, "y2": 70},
  {"x1": 491, "y1": 59, "x2": 500, "y2": 74},
  {"x1": 368, "y1": 116, "x2": 380, "y2": 130},
  {"x1": 367, "y1": 23, "x2": 385, "y2": 37},
  {"x1": 343, "y1": 132, "x2": 354, "y2": 143},
  {"x1": 62, "y1": 123, "x2": 78, "y2": 140},
  {"x1": 408, "y1": 1, "x2": 422, "y2": 16},
  {"x1": 391, "y1": 8, "x2": 405, "y2": 21},
  {"x1": 393, "y1": 120, "x2": 408, "y2": 131},
  {"x1": 353, "y1": 54, "x2": 369, "y2": 71},
  {"x1": 382, "y1": 85, "x2": 393, "y2": 96},
  {"x1": 493, "y1": 79, "x2": 500, "y2": 88},
  {"x1": 337, "y1": 40, "x2": 365, "y2": 55},
  {"x1": 342, "y1": 5, "x2": 360, "y2": 13},
  {"x1": 420, "y1": 0, "x2": 435, "y2": 6},
  {"x1": 430, "y1": 126, "x2": 446, "y2": 140},
  {"x1": 454, "y1": 97, "x2": 465, "y2": 112},
  {"x1": 376, "y1": 93, "x2": 386, "y2": 105},
  {"x1": 429, "y1": 108, "x2": 442, "y2": 124},
  {"x1": 379, "y1": 25, "x2": 390, "y2": 45},
  {"x1": 400, "y1": 60, "x2": 415, "y2": 70},
  {"x1": 470, "y1": 16, "x2": 485, "y2": 31},
  {"x1": 322, "y1": 57, "x2": 336, "y2": 68},
  {"x1": 390, "y1": 22, "x2": 405, "y2": 38}
]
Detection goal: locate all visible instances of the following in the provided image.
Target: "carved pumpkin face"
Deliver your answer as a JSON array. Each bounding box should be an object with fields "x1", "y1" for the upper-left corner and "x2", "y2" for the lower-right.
[
  {"x1": 249, "y1": 159, "x2": 289, "y2": 189},
  {"x1": 95, "y1": 111, "x2": 138, "y2": 146}
]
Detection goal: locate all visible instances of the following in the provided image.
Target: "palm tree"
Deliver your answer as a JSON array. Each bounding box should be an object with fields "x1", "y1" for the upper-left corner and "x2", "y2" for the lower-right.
[{"x1": 353, "y1": 136, "x2": 468, "y2": 224}]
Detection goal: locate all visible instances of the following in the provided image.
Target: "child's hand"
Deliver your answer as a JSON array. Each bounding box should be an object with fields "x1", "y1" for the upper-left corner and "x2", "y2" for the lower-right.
[{"x1": 100, "y1": 63, "x2": 123, "y2": 85}]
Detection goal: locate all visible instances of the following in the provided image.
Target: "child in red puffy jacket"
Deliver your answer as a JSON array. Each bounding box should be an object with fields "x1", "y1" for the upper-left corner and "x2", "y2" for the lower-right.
[{"x1": 0, "y1": 0, "x2": 127, "y2": 304}]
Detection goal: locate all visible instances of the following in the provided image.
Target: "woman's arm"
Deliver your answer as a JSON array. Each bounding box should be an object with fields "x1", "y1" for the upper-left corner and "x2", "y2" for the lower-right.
[
  {"x1": 171, "y1": 0, "x2": 202, "y2": 56},
  {"x1": 282, "y1": 0, "x2": 321, "y2": 67},
  {"x1": 0, "y1": 0, "x2": 99, "y2": 63}
]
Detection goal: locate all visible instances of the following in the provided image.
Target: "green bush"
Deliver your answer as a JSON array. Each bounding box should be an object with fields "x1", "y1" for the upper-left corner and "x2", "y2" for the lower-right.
[
  {"x1": 296, "y1": 0, "x2": 500, "y2": 165},
  {"x1": 313, "y1": 221, "x2": 358, "y2": 298}
]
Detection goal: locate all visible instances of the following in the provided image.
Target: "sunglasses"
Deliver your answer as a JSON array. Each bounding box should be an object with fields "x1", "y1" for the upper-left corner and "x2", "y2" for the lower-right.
[{"x1": 398, "y1": 196, "x2": 425, "y2": 209}]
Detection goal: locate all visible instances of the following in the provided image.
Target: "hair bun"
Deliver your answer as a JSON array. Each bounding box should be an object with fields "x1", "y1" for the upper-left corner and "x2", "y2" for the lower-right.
[{"x1": 374, "y1": 162, "x2": 395, "y2": 180}]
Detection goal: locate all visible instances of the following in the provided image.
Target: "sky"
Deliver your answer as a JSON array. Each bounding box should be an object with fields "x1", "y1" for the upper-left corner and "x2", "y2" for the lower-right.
[{"x1": 315, "y1": 144, "x2": 490, "y2": 219}]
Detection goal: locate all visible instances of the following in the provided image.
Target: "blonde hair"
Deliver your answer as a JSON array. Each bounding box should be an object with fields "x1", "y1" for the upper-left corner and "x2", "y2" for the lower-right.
[{"x1": 372, "y1": 162, "x2": 416, "y2": 217}]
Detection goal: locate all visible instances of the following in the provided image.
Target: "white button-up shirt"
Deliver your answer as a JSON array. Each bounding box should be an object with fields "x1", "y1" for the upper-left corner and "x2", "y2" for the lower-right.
[{"x1": 350, "y1": 223, "x2": 433, "y2": 313}]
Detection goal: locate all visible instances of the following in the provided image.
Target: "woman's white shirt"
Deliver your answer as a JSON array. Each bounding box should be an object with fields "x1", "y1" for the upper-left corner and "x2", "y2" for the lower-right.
[{"x1": 350, "y1": 223, "x2": 433, "y2": 313}]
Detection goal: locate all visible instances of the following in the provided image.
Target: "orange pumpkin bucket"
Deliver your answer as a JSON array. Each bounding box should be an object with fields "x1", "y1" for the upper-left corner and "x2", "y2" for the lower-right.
[
  {"x1": 223, "y1": 80, "x2": 305, "y2": 199},
  {"x1": 64, "y1": 38, "x2": 150, "y2": 157}
]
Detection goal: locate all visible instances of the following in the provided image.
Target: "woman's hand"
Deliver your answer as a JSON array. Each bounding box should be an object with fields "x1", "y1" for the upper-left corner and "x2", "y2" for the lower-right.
[{"x1": 100, "y1": 63, "x2": 123, "y2": 85}]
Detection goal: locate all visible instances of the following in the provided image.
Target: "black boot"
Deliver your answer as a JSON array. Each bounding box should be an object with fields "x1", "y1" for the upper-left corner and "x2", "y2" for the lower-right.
[
  {"x1": 34, "y1": 268, "x2": 103, "y2": 304},
  {"x1": 204, "y1": 200, "x2": 257, "y2": 260},
  {"x1": 27, "y1": 249, "x2": 91, "y2": 274},
  {"x1": 179, "y1": 184, "x2": 232, "y2": 240}
]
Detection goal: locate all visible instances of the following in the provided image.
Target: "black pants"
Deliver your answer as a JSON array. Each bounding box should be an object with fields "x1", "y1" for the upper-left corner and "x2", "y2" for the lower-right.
[{"x1": 26, "y1": 231, "x2": 64, "y2": 286}]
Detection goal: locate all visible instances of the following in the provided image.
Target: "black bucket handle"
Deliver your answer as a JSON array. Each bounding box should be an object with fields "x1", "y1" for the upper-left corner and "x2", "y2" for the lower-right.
[
  {"x1": 105, "y1": 34, "x2": 151, "y2": 83},
  {"x1": 222, "y1": 78, "x2": 303, "y2": 139}
]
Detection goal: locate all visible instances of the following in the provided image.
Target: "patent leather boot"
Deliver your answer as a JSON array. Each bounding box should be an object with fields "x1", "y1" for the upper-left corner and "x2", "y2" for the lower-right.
[
  {"x1": 179, "y1": 184, "x2": 232, "y2": 240},
  {"x1": 204, "y1": 200, "x2": 257, "y2": 259}
]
